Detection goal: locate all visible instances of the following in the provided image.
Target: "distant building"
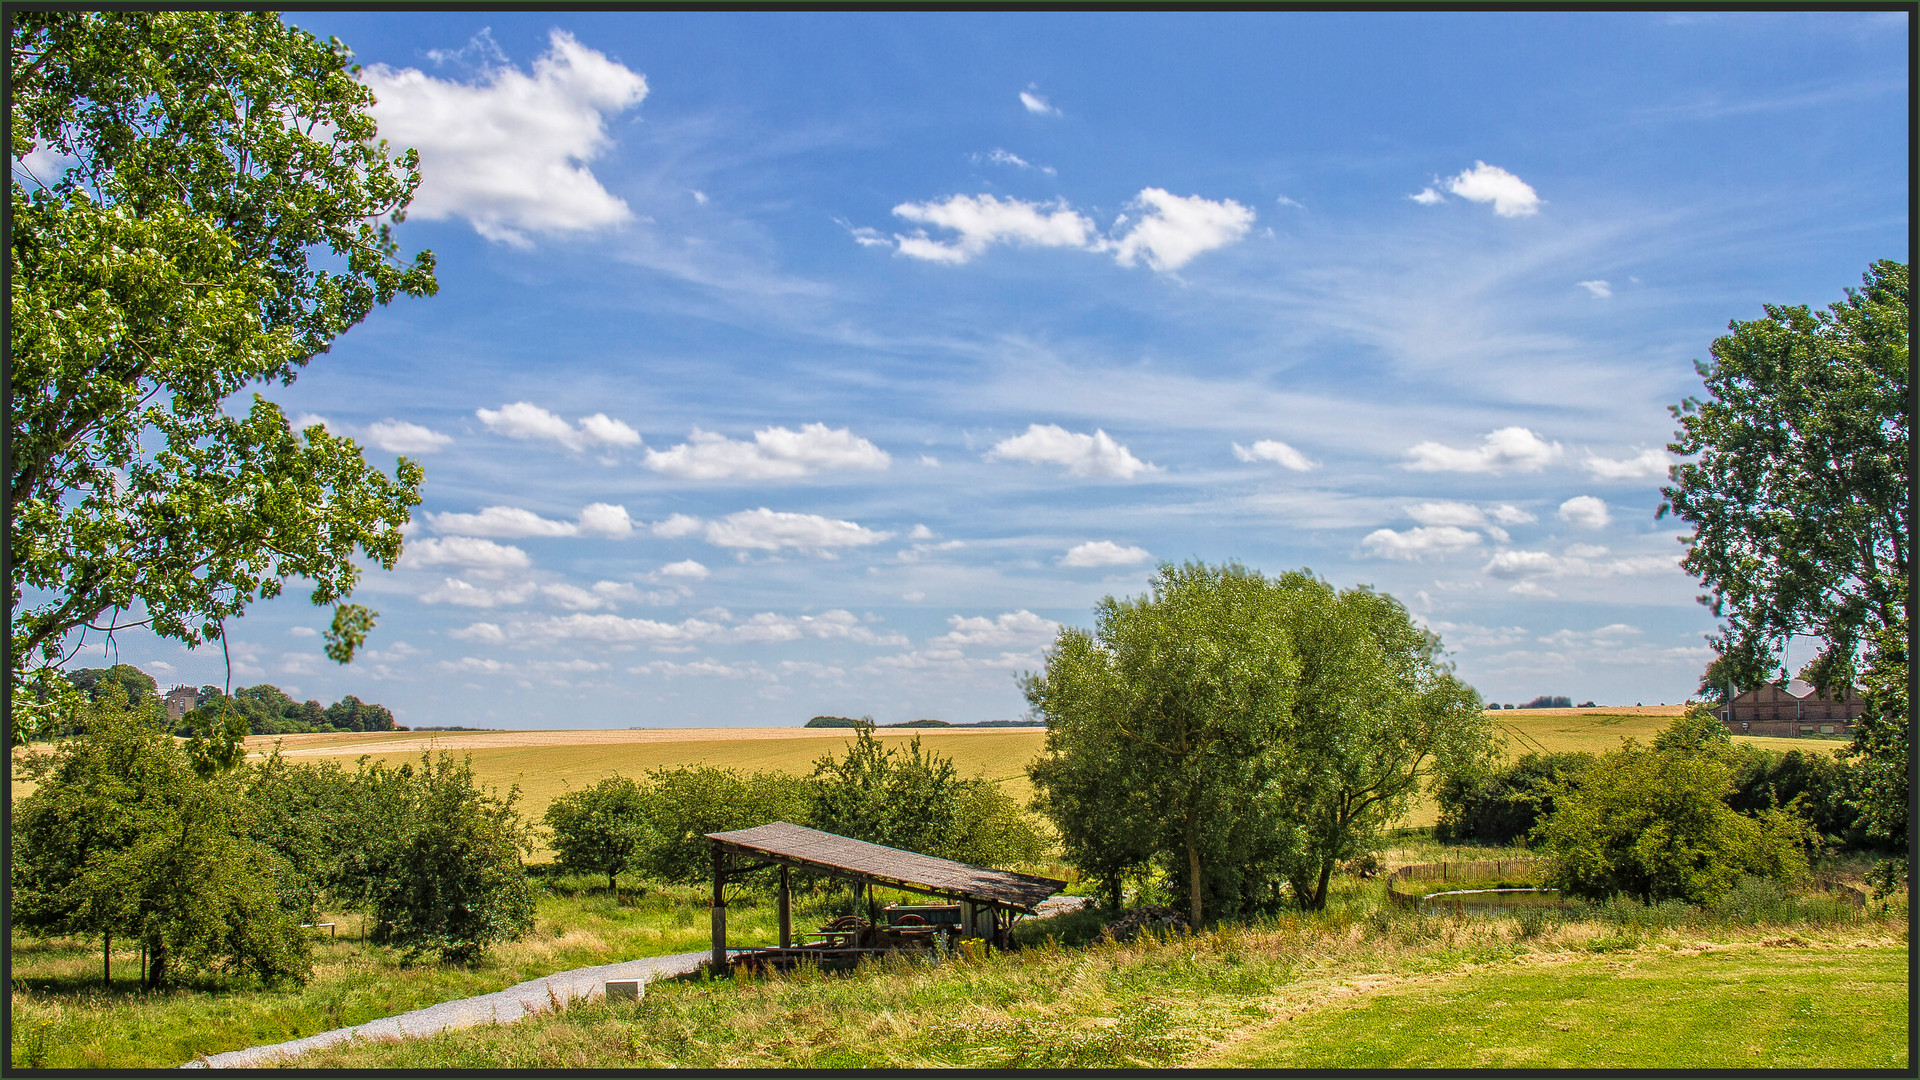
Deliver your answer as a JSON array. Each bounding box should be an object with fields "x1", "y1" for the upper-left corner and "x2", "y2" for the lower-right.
[
  {"x1": 163, "y1": 685, "x2": 199, "y2": 721},
  {"x1": 1719, "y1": 679, "x2": 1865, "y2": 737}
]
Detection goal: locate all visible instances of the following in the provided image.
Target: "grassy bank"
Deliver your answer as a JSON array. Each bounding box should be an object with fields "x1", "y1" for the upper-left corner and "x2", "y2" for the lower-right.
[
  {"x1": 283, "y1": 877, "x2": 1904, "y2": 1070},
  {"x1": 6, "y1": 873, "x2": 845, "y2": 1069}
]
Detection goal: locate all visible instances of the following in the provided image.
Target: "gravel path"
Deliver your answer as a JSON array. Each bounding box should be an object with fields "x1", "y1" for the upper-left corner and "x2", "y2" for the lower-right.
[{"x1": 182, "y1": 951, "x2": 706, "y2": 1069}]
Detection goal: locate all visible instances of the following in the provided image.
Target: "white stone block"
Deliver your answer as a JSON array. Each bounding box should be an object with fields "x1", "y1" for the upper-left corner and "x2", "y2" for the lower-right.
[{"x1": 605, "y1": 979, "x2": 645, "y2": 1002}]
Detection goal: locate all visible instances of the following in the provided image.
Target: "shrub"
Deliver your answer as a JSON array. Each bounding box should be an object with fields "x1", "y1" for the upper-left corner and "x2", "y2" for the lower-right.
[
  {"x1": 638, "y1": 765, "x2": 813, "y2": 885},
  {"x1": 1433, "y1": 752, "x2": 1594, "y2": 845},
  {"x1": 1535, "y1": 743, "x2": 1811, "y2": 905},
  {"x1": 545, "y1": 776, "x2": 655, "y2": 893},
  {"x1": 10, "y1": 699, "x2": 312, "y2": 986},
  {"x1": 346, "y1": 752, "x2": 536, "y2": 963}
]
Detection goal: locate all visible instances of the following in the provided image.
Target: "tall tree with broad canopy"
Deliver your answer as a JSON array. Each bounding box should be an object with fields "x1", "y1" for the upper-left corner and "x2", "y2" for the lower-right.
[
  {"x1": 8, "y1": 11, "x2": 437, "y2": 744},
  {"x1": 1659, "y1": 260, "x2": 1908, "y2": 697},
  {"x1": 1265, "y1": 576, "x2": 1493, "y2": 910},
  {"x1": 1027, "y1": 563, "x2": 1492, "y2": 923}
]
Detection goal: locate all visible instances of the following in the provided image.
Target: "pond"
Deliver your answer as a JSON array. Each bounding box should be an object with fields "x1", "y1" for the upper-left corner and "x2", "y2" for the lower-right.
[{"x1": 1416, "y1": 887, "x2": 1566, "y2": 916}]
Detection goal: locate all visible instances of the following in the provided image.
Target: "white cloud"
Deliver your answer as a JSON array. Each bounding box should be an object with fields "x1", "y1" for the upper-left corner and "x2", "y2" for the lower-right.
[
  {"x1": 892, "y1": 194, "x2": 1097, "y2": 264},
  {"x1": 366, "y1": 419, "x2": 454, "y2": 454},
  {"x1": 576, "y1": 502, "x2": 634, "y2": 537},
  {"x1": 469, "y1": 607, "x2": 901, "y2": 648},
  {"x1": 1409, "y1": 187, "x2": 1446, "y2": 206},
  {"x1": 631, "y1": 659, "x2": 771, "y2": 680},
  {"x1": 982, "y1": 148, "x2": 1055, "y2": 175},
  {"x1": 650, "y1": 513, "x2": 705, "y2": 539},
  {"x1": 1110, "y1": 188, "x2": 1255, "y2": 272},
  {"x1": 1232, "y1": 439, "x2": 1316, "y2": 471},
  {"x1": 1443, "y1": 161, "x2": 1542, "y2": 217},
  {"x1": 1583, "y1": 448, "x2": 1671, "y2": 481},
  {"x1": 1489, "y1": 504, "x2": 1537, "y2": 525},
  {"x1": 1275, "y1": 194, "x2": 1305, "y2": 210},
  {"x1": 656, "y1": 559, "x2": 710, "y2": 580},
  {"x1": 1419, "y1": 620, "x2": 1531, "y2": 649},
  {"x1": 360, "y1": 30, "x2": 648, "y2": 246},
  {"x1": 475, "y1": 402, "x2": 638, "y2": 453},
  {"x1": 420, "y1": 576, "x2": 536, "y2": 607},
  {"x1": 1557, "y1": 495, "x2": 1611, "y2": 529},
  {"x1": 1059, "y1": 540, "x2": 1151, "y2": 568},
  {"x1": 590, "y1": 580, "x2": 683, "y2": 606},
  {"x1": 541, "y1": 582, "x2": 612, "y2": 611},
  {"x1": 288, "y1": 626, "x2": 319, "y2": 638},
  {"x1": 934, "y1": 610, "x2": 1060, "y2": 649},
  {"x1": 291, "y1": 413, "x2": 331, "y2": 434},
  {"x1": 578, "y1": 413, "x2": 642, "y2": 448},
  {"x1": 986, "y1": 424, "x2": 1156, "y2": 480},
  {"x1": 1508, "y1": 580, "x2": 1559, "y2": 598},
  {"x1": 703, "y1": 508, "x2": 893, "y2": 552},
  {"x1": 428, "y1": 505, "x2": 578, "y2": 538},
  {"x1": 1361, "y1": 526, "x2": 1484, "y2": 560},
  {"x1": 427, "y1": 502, "x2": 633, "y2": 539},
  {"x1": 1577, "y1": 279, "x2": 1612, "y2": 299},
  {"x1": 1484, "y1": 549, "x2": 1680, "y2": 580},
  {"x1": 402, "y1": 536, "x2": 532, "y2": 569},
  {"x1": 643, "y1": 424, "x2": 889, "y2": 480},
  {"x1": 1405, "y1": 501, "x2": 1488, "y2": 528},
  {"x1": 1564, "y1": 543, "x2": 1610, "y2": 558},
  {"x1": 1405, "y1": 427, "x2": 1563, "y2": 474},
  {"x1": 449, "y1": 622, "x2": 506, "y2": 643},
  {"x1": 1019, "y1": 88, "x2": 1060, "y2": 116}
]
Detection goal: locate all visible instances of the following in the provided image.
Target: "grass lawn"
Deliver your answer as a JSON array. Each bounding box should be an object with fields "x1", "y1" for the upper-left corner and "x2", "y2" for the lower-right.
[
  {"x1": 1213, "y1": 943, "x2": 1909, "y2": 1069},
  {"x1": 279, "y1": 883, "x2": 1908, "y2": 1070},
  {"x1": 6, "y1": 875, "x2": 850, "y2": 1069}
]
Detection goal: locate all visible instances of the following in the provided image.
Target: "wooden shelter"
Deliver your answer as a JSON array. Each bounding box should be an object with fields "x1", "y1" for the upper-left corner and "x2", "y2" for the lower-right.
[
  {"x1": 1719, "y1": 679, "x2": 1866, "y2": 737},
  {"x1": 704, "y1": 821, "x2": 1064, "y2": 973}
]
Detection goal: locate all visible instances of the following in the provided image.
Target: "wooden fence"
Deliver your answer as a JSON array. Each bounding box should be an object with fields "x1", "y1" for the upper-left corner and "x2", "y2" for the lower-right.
[{"x1": 1384, "y1": 859, "x2": 1545, "y2": 908}]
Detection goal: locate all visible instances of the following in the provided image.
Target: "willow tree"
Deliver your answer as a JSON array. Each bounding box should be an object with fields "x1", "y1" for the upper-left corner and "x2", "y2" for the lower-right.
[
  {"x1": 9, "y1": 11, "x2": 437, "y2": 743},
  {"x1": 1026, "y1": 563, "x2": 1492, "y2": 922},
  {"x1": 1026, "y1": 563, "x2": 1302, "y2": 927}
]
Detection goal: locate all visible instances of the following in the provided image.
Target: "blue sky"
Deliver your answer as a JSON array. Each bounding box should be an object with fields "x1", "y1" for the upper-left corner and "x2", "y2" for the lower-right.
[{"x1": 87, "y1": 11, "x2": 1911, "y2": 727}]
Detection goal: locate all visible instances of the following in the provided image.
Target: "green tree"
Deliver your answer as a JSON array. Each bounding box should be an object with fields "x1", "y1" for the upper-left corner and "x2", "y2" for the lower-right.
[
  {"x1": 1651, "y1": 703, "x2": 1736, "y2": 757},
  {"x1": 1660, "y1": 260, "x2": 1908, "y2": 696},
  {"x1": 636, "y1": 765, "x2": 814, "y2": 886},
  {"x1": 8, "y1": 11, "x2": 437, "y2": 743},
  {"x1": 544, "y1": 776, "x2": 656, "y2": 894},
  {"x1": 1434, "y1": 751, "x2": 1595, "y2": 846},
  {"x1": 65, "y1": 664, "x2": 160, "y2": 710},
  {"x1": 345, "y1": 752, "x2": 535, "y2": 963},
  {"x1": 10, "y1": 699, "x2": 311, "y2": 987},
  {"x1": 1025, "y1": 705, "x2": 1158, "y2": 908},
  {"x1": 1025, "y1": 563, "x2": 1303, "y2": 925},
  {"x1": 1535, "y1": 743, "x2": 1811, "y2": 905},
  {"x1": 1265, "y1": 577, "x2": 1493, "y2": 910},
  {"x1": 1843, "y1": 579, "x2": 1910, "y2": 897}
]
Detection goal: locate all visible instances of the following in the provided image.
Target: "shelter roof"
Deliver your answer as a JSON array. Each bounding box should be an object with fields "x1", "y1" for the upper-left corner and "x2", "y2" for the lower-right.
[{"x1": 706, "y1": 821, "x2": 1063, "y2": 911}]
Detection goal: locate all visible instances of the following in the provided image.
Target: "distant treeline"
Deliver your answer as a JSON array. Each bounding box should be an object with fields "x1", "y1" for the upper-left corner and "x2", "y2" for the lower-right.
[
  {"x1": 65, "y1": 664, "x2": 396, "y2": 736},
  {"x1": 1484, "y1": 696, "x2": 1597, "y2": 710},
  {"x1": 803, "y1": 715, "x2": 1045, "y2": 729}
]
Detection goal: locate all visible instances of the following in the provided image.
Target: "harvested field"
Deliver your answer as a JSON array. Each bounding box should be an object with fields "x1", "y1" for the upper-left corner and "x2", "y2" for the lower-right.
[{"x1": 265, "y1": 728, "x2": 1050, "y2": 852}]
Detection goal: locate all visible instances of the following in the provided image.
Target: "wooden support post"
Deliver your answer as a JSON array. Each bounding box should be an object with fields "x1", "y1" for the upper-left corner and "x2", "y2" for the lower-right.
[
  {"x1": 778, "y1": 865, "x2": 792, "y2": 949},
  {"x1": 711, "y1": 844, "x2": 728, "y2": 975}
]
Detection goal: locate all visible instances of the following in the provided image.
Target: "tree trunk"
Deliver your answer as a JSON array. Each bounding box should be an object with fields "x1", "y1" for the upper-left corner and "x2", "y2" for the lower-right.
[
  {"x1": 608, "y1": 869, "x2": 617, "y2": 896},
  {"x1": 145, "y1": 944, "x2": 168, "y2": 990},
  {"x1": 1312, "y1": 855, "x2": 1335, "y2": 911},
  {"x1": 1105, "y1": 871, "x2": 1122, "y2": 911},
  {"x1": 103, "y1": 930, "x2": 111, "y2": 987},
  {"x1": 1186, "y1": 825, "x2": 1203, "y2": 928}
]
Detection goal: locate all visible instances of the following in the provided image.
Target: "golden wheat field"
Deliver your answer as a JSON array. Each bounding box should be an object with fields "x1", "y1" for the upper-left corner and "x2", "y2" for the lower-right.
[{"x1": 13, "y1": 708, "x2": 1844, "y2": 838}]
